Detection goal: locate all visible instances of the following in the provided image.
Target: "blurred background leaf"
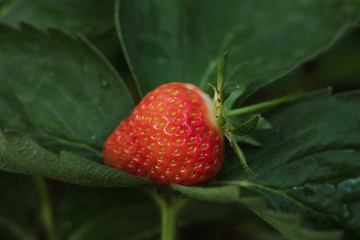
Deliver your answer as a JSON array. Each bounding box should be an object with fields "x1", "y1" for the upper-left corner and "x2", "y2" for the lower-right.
[
  {"x1": 0, "y1": 0, "x2": 141, "y2": 102},
  {"x1": 57, "y1": 185, "x2": 160, "y2": 240},
  {"x1": 117, "y1": 0, "x2": 356, "y2": 103},
  {"x1": 0, "y1": 172, "x2": 158, "y2": 240},
  {"x1": 0, "y1": 0, "x2": 114, "y2": 37},
  {"x1": 0, "y1": 173, "x2": 37, "y2": 240},
  {"x1": 0, "y1": 24, "x2": 134, "y2": 151}
]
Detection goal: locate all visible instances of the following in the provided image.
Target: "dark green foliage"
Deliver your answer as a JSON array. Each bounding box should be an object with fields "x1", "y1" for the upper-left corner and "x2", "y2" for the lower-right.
[
  {"x1": 0, "y1": 0, "x2": 360, "y2": 239},
  {"x1": 0, "y1": 24, "x2": 134, "y2": 149}
]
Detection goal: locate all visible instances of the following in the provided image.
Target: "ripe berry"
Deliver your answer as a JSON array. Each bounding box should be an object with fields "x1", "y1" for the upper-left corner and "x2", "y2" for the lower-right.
[{"x1": 103, "y1": 83, "x2": 224, "y2": 186}]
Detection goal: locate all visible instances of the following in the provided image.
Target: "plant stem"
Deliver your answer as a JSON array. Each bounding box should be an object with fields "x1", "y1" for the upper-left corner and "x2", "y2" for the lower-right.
[
  {"x1": 225, "y1": 91, "x2": 302, "y2": 117},
  {"x1": 150, "y1": 189, "x2": 189, "y2": 240},
  {"x1": 33, "y1": 176, "x2": 57, "y2": 240},
  {"x1": 161, "y1": 201, "x2": 178, "y2": 240}
]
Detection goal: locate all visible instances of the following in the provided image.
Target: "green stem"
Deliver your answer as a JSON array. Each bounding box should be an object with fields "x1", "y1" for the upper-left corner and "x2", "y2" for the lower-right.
[
  {"x1": 150, "y1": 189, "x2": 189, "y2": 240},
  {"x1": 225, "y1": 91, "x2": 302, "y2": 117},
  {"x1": 33, "y1": 176, "x2": 57, "y2": 240},
  {"x1": 161, "y1": 201, "x2": 178, "y2": 240}
]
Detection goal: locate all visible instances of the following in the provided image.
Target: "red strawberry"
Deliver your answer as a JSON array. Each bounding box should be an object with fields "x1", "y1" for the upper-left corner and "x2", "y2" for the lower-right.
[{"x1": 103, "y1": 83, "x2": 224, "y2": 186}]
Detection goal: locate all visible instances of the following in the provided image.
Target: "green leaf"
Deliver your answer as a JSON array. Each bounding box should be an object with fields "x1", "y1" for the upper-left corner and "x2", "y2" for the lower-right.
[
  {"x1": 0, "y1": 23, "x2": 134, "y2": 149},
  {"x1": 230, "y1": 114, "x2": 259, "y2": 136},
  {"x1": 346, "y1": 0, "x2": 360, "y2": 16},
  {"x1": 0, "y1": 129, "x2": 149, "y2": 187},
  {"x1": 230, "y1": 134, "x2": 256, "y2": 176},
  {"x1": 220, "y1": 89, "x2": 360, "y2": 235},
  {"x1": 238, "y1": 135, "x2": 262, "y2": 147},
  {"x1": 217, "y1": 51, "x2": 229, "y2": 91},
  {"x1": 223, "y1": 87, "x2": 246, "y2": 111},
  {"x1": 0, "y1": 94, "x2": 32, "y2": 133},
  {"x1": 117, "y1": 0, "x2": 355, "y2": 100},
  {"x1": 33, "y1": 136, "x2": 103, "y2": 163},
  {"x1": 172, "y1": 184, "x2": 239, "y2": 203},
  {"x1": 0, "y1": 0, "x2": 115, "y2": 37},
  {"x1": 239, "y1": 197, "x2": 343, "y2": 240},
  {"x1": 256, "y1": 115, "x2": 272, "y2": 129}
]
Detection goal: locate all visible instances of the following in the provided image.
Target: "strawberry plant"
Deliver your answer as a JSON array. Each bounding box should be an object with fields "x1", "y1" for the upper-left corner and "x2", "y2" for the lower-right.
[{"x1": 1, "y1": 0, "x2": 360, "y2": 240}]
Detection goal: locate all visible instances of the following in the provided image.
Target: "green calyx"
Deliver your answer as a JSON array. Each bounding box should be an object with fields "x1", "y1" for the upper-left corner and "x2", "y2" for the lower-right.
[{"x1": 211, "y1": 52, "x2": 303, "y2": 176}]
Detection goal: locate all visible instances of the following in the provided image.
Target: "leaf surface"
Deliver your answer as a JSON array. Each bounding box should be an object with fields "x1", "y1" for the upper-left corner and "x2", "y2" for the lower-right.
[
  {"x1": 1, "y1": 0, "x2": 114, "y2": 37},
  {"x1": 239, "y1": 197, "x2": 343, "y2": 240},
  {"x1": 219, "y1": 90, "x2": 360, "y2": 236},
  {"x1": 172, "y1": 184, "x2": 239, "y2": 203},
  {"x1": 117, "y1": 0, "x2": 355, "y2": 101},
  {"x1": 0, "y1": 24, "x2": 134, "y2": 149},
  {"x1": 0, "y1": 130, "x2": 148, "y2": 187}
]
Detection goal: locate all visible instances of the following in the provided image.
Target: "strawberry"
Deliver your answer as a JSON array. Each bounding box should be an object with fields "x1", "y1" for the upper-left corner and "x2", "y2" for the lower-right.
[{"x1": 103, "y1": 83, "x2": 224, "y2": 186}]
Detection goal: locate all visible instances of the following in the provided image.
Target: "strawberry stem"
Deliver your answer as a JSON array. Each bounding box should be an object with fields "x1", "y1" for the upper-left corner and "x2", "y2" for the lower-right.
[
  {"x1": 208, "y1": 83, "x2": 226, "y2": 129},
  {"x1": 150, "y1": 189, "x2": 189, "y2": 240},
  {"x1": 225, "y1": 91, "x2": 302, "y2": 117},
  {"x1": 33, "y1": 176, "x2": 57, "y2": 240}
]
